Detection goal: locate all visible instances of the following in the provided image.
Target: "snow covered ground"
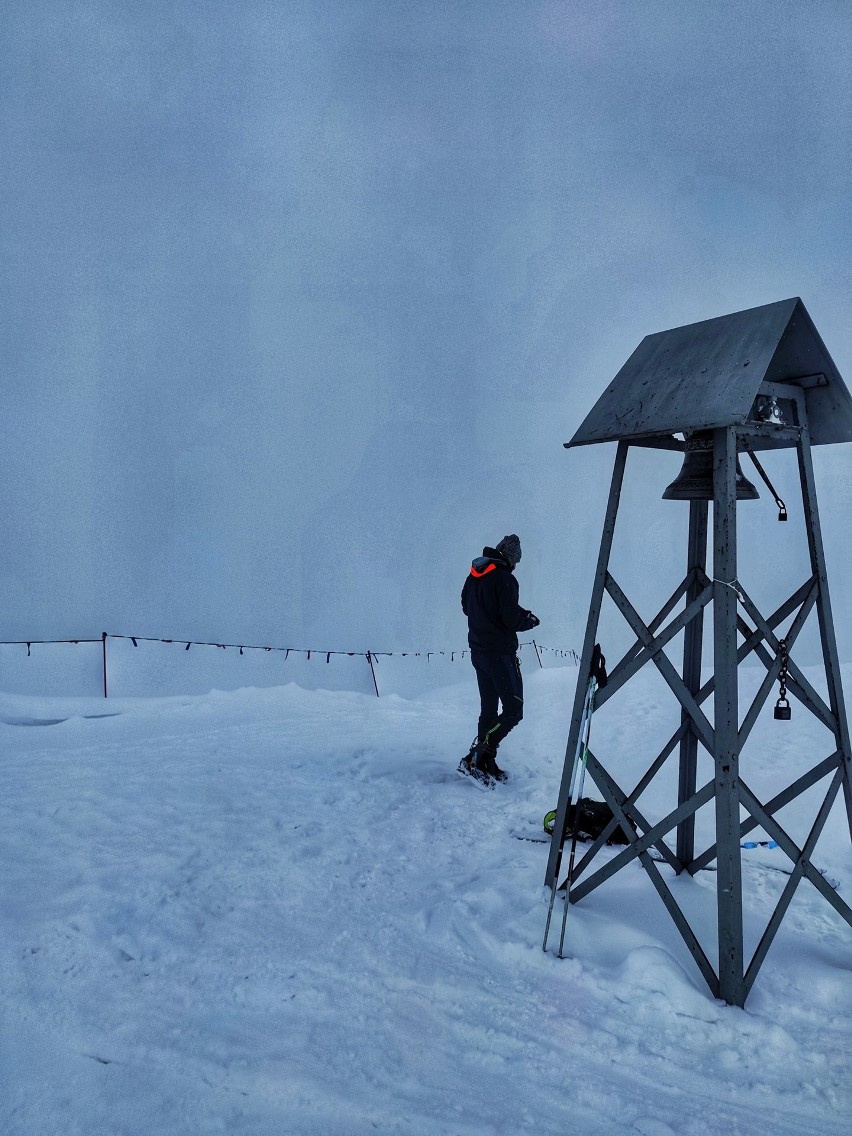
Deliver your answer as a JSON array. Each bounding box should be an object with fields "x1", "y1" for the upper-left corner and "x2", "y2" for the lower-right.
[{"x1": 2, "y1": 664, "x2": 850, "y2": 1135}]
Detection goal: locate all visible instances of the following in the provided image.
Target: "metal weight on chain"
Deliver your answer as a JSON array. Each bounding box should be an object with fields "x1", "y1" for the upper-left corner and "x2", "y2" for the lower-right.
[
  {"x1": 774, "y1": 698, "x2": 791, "y2": 721},
  {"x1": 774, "y1": 638, "x2": 792, "y2": 721}
]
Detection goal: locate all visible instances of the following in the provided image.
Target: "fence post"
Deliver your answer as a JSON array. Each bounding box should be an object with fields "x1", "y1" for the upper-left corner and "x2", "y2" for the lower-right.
[
  {"x1": 102, "y1": 632, "x2": 108, "y2": 698},
  {"x1": 532, "y1": 640, "x2": 544, "y2": 669},
  {"x1": 366, "y1": 651, "x2": 380, "y2": 697}
]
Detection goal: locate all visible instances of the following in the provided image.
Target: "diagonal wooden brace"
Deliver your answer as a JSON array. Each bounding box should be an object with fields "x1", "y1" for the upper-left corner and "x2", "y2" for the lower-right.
[
  {"x1": 600, "y1": 572, "x2": 694, "y2": 700},
  {"x1": 581, "y1": 755, "x2": 682, "y2": 875},
  {"x1": 570, "y1": 754, "x2": 719, "y2": 995},
  {"x1": 690, "y1": 751, "x2": 841, "y2": 874},
  {"x1": 736, "y1": 584, "x2": 836, "y2": 733},
  {"x1": 742, "y1": 626, "x2": 835, "y2": 731},
  {"x1": 739, "y1": 778, "x2": 852, "y2": 928},
  {"x1": 596, "y1": 579, "x2": 713, "y2": 711},
  {"x1": 569, "y1": 755, "x2": 714, "y2": 901},
  {"x1": 737, "y1": 581, "x2": 818, "y2": 749},
  {"x1": 574, "y1": 721, "x2": 690, "y2": 876},
  {"x1": 605, "y1": 573, "x2": 715, "y2": 753},
  {"x1": 744, "y1": 769, "x2": 844, "y2": 996}
]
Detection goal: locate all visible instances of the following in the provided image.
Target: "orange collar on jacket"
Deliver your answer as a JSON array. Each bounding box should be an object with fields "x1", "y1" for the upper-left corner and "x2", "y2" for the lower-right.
[{"x1": 470, "y1": 562, "x2": 497, "y2": 578}]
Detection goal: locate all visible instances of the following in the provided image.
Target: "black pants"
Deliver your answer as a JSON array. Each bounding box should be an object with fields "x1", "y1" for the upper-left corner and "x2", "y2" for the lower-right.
[{"x1": 471, "y1": 649, "x2": 524, "y2": 750}]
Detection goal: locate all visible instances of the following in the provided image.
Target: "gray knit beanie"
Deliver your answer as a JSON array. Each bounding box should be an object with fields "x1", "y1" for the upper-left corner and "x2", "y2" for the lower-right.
[{"x1": 496, "y1": 534, "x2": 522, "y2": 566}]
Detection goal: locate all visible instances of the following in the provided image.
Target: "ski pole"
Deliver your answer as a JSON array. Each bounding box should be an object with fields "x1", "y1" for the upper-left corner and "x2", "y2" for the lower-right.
[
  {"x1": 542, "y1": 674, "x2": 595, "y2": 951},
  {"x1": 543, "y1": 644, "x2": 607, "y2": 955},
  {"x1": 557, "y1": 686, "x2": 595, "y2": 958}
]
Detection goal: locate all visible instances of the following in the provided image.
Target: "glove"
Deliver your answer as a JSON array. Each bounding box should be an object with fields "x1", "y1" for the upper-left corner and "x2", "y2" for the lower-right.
[{"x1": 527, "y1": 611, "x2": 540, "y2": 628}]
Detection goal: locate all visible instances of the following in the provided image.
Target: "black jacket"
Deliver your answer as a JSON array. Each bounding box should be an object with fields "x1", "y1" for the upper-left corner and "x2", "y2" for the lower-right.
[{"x1": 461, "y1": 547, "x2": 537, "y2": 654}]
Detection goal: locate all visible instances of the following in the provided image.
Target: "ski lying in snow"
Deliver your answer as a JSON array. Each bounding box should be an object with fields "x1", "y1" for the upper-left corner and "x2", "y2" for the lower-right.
[
  {"x1": 514, "y1": 831, "x2": 841, "y2": 889},
  {"x1": 645, "y1": 848, "x2": 840, "y2": 889},
  {"x1": 511, "y1": 829, "x2": 549, "y2": 843}
]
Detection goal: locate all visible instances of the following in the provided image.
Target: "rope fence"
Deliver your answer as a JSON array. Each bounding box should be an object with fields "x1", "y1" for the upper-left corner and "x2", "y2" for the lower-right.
[{"x1": 0, "y1": 632, "x2": 580, "y2": 698}]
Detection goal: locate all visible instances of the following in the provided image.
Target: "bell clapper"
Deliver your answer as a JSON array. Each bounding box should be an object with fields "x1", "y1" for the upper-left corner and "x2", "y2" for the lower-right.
[{"x1": 743, "y1": 444, "x2": 789, "y2": 522}]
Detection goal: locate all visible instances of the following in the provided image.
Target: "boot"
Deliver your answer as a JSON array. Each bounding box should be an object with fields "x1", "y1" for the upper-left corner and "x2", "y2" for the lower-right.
[
  {"x1": 457, "y1": 737, "x2": 477, "y2": 776},
  {"x1": 479, "y1": 746, "x2": 508, "y2": 783},
  {"x1": 474, "y1": 741, "x2": 507, "y2": 784},
  {"x1": 458, "y1": 737, "x2": 495, "y2": 788}
]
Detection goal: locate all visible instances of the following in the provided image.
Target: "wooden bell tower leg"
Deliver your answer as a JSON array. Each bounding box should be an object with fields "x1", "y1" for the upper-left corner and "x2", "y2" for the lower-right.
[
  {"x1": 797, "y1": 430, "x2": 852, "y2": 840},
  {"x1": 544, "y1": 441, "x2": 628, "y2": 888},
  {"x1": 677, "y1": 498, "x2": 708, "y2": 868},
  {"x1": 713, "y1": 427, "x2": 745, "y2": 1006}
]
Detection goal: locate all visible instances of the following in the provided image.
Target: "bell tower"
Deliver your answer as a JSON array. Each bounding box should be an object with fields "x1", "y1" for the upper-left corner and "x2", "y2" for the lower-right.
[{"x1": 544, "y1": 298, "x2": 852, "y2": 1006}]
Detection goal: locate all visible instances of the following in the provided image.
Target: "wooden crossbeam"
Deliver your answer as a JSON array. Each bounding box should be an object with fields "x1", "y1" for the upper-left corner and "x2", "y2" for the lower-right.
[
  {"x1": 571, "y1": 754, "x2": 719, "y2": 995},
  {"x1": 737, "y1": 586, "x2": 837, "y2": 734},
  {"x1": 578, "y1": 756, "x2": 681, "y2": 876},
  {"x1": 743, "y1": 628, "x2": 836, "y2": 731},
  {"x1": 688, "y1": 570, "x2": 834, "y2": 729},
  {"x1": 596, "y1": 577, "x2": 712, "y2": 711},
  {"x1": 693, "y1": 574, "x2": 815, "y2": 697},
  {"x1": 568, "y1": 756, "x2": 714, "y2": 901},
  {"x1": 573, "y1": 721, "x2": 690, "y2": 877},
  {"x1": 601, "y1": 573, "x2": 693, "y2": 698},
  {"x1": 689, "y1": 751, "x2": 840, "y2": 874}
]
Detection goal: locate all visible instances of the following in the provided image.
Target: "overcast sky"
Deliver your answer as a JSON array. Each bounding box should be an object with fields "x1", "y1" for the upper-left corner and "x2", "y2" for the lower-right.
[{"x1": 2, "y1": 1, "x2": 850, "y2": 662}]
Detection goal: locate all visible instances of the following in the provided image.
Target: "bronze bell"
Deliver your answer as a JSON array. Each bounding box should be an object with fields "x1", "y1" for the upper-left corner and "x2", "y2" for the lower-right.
[{"x1": 663, "y1": 431, "x2": 760, "y2": 501}]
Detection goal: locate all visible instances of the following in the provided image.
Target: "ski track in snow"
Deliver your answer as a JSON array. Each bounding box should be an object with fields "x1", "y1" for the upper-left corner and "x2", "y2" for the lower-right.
[{"x1": 1, "y1": 668, "x2": 850, "y2": 1135}]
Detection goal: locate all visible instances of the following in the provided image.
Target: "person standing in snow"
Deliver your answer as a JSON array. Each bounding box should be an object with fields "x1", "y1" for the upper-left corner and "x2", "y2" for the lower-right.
[{"x1": 458, "y1": 534, "x2": 539, "y2": 787}]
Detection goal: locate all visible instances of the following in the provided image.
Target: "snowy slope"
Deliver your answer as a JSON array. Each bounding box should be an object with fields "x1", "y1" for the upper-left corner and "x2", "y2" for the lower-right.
[{"x1": 2, "y1": 665, "x2": 850, "y2": 1135}]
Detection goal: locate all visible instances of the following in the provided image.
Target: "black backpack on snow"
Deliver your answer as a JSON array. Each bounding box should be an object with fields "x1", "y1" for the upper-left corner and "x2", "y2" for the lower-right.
[{"x1": 544, "y1": 798, "x2": 634, "y2": 845}]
